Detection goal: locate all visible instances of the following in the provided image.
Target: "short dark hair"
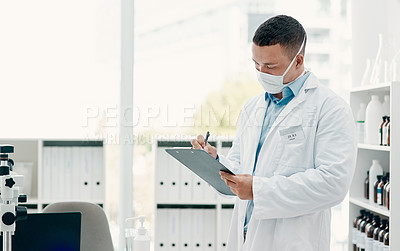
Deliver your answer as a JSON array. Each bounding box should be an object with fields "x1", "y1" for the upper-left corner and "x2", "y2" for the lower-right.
[{"x1": 253, "y1": 15, "x2": 307, "y2": 59}]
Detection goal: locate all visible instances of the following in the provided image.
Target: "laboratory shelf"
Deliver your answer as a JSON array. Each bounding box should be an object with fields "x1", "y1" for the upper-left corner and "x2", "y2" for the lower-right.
[
  {"x1": 349, "y1": 80, "x2": 400, "y2": 250},
  {"x1": 349, "y1": 197, "x2": 390, "y2": 217},
  {"x1": 154, "y1": 138, "x2": 235, "y2": 251},
  {"x1": 0, "y1": 138, "x2": 106, "y2": 213},
  {"x1": 350, "y1": 82, "x2": 391, "y2": 93},
  {"x1": 357, "y1": 144, "x2": 390, "y2": 152},
  {"x1": 156, "y1": 202, "x2": 219, "y2": 207}
]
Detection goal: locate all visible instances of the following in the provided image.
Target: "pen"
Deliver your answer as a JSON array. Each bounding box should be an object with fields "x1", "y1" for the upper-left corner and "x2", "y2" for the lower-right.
[{"x1": 204, "y1": 131, "x2": 210, "y2": 146}]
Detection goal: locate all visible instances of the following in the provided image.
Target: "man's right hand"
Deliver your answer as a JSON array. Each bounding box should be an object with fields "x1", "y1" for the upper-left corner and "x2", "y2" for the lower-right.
[{"x1": 191, "y1": 134, "x2": 218, "y2": 159}]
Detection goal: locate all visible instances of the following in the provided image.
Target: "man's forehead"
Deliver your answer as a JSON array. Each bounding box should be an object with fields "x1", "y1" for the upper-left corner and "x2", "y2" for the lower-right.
[{"x1": 252, "y1": 43, "x2": 289, "y2": 61}]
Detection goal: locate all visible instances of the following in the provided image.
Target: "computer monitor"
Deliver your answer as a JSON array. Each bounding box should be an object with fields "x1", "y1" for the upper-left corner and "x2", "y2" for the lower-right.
[{"x1": 0, "y1": 212, "x2": 81, "y2": 251}]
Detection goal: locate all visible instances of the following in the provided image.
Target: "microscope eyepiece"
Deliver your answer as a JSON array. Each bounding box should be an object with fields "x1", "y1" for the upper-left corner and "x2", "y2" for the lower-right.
[{"x1": 0, "y1": 145, "x2": 14, "y2": 154}]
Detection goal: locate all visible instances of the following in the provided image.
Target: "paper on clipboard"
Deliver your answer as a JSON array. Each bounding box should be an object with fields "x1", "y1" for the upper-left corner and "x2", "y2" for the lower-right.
[{"x1": 165, "y1": 148, "x2": 236, "y2": 196}]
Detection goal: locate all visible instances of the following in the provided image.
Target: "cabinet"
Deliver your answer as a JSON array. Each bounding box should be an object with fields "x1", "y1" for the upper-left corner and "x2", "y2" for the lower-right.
[
  {"x1": 0, "y1": 138, "x2": 105, "y2": 212},
  {"x1": 348, "y1": 82, "x2": 400, "y2": 250},
  {"x1": 154, "y1": 138, "x2": 235, "y2": 251}
]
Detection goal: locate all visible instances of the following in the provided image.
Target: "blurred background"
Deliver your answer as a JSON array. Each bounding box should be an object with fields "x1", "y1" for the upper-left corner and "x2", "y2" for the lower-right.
[{"x1": 1, "y1": 0, "x2": 390, "y2": 250}]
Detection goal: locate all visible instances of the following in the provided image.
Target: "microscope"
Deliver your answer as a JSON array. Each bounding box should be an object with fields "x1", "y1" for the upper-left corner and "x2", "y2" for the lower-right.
[{"x1": 0, "y1": 145, "x2": 27, "y2": 251}]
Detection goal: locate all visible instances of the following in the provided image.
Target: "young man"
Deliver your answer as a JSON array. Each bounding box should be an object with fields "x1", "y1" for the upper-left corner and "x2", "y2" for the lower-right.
[{"x1": 191, "y1": 15, "x2": 357, "y2": 250}]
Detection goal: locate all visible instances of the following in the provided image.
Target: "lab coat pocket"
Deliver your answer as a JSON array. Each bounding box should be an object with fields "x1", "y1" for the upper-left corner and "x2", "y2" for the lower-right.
[
  {"x1": 279, "y1": 125, "x2": 305, "y2": 144},
  {"x1": 276, "y1": 125, "x2": 311, "y2": 173}
]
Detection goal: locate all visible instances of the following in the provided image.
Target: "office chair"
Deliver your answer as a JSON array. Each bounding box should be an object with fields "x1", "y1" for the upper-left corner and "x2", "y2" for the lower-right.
[{"x1": 43, "y1": 201, "x2": 114, "y2": 251}]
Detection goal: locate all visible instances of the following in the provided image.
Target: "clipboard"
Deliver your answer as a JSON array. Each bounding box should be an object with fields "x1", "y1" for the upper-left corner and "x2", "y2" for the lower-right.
[{"x1": 165, "y1": 148, "x2": 236, "y2": 196}]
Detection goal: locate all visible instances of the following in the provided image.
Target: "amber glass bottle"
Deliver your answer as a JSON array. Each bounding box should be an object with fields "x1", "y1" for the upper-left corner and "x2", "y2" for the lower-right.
[
  {"x1": 364, "y1": 171, "x2": 369, "y2": 200},
  {"x1": 374, "y1": 175, "x2": 383, "y2": 204},
  {"x1": 377, "y1": 176, "x2": 387, "y2": 205},
  {"x1": 365, "y1": 215, "x2": 380, "y2": 251},
  {"x1": 359, "y1": 212, "x2": 372, "y2": 251},
  {"x1": 373, "y1": 218, "x2": 387, "y2": 251},
  {"x1": 353, "y1": 210, "x2": 366, "y2": 251},
  {"x1": 378, "y1": 222, "x2": 389, "y2": 251}
]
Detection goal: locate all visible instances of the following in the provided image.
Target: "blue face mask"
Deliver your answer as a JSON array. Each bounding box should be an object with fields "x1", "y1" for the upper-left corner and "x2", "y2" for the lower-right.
[{"x1": 256, "y1": 38, "x2": 305, "y2": 94}]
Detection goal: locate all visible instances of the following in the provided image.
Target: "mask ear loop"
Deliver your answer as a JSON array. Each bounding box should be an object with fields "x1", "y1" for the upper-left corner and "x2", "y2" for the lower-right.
[{"x1": 282, "y1": 37, "x2": 306, "y2": 77}]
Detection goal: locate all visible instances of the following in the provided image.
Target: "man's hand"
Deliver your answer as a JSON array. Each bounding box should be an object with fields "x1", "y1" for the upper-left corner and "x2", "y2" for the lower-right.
[
  {"x1": 219, "y1": 171, "x2": 253, "y2": 200},
  {"x1": 191, "y1": 134, "x2": 218, "y2": 159}
]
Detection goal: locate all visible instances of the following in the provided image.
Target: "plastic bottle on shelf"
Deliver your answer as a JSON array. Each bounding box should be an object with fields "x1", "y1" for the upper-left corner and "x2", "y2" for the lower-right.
[
  {"x1": 365, "y1": 95, "x2": 384, "y2": 145},
  {"x1": 134, "y1": 216, "x2": 150, "y2": 251},
  {"x1": 369, "y1": 160, "x2": 384, "y2": 204},
  {"x1": 382, "y1": 117, "x2": 390, "y2": 146},
  {"x1": 357, "y1": 103, "x2": 367, "y2": 143},
  {"x1": 380, "y1": 117, "x2": 387, "y2": 146},
  {"x1": 374, "y1": 175, "x2": 383, "y2": 204},
  {"x1": 364, "y1": 171, "x2": 370, "y2": 200},
  {"x1": 377, "y1": 176, "x2": 387, "y2": 206},
  {"x1": 382, "y1": 95, "x2": 390, "y2": 117}
]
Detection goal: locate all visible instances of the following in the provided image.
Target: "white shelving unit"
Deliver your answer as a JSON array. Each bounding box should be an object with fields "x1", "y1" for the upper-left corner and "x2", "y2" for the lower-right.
[
  {"x1": 0, "y1": 138, "x2": 106, "y2": 212},
  {"x1": 154, "y1": 138, "x2": 235, "y2": 251},
  {"x1": 348, "y1": 82, "x2": 400, "y2": 250}
]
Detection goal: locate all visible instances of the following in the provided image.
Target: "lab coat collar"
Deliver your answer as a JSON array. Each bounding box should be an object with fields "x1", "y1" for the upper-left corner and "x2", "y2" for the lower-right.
[{"x1": 248, "y1": 72, "x2": 319, "y2": 171}]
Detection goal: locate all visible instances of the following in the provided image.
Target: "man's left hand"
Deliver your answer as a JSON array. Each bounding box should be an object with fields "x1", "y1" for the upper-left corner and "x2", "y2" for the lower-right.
[{"x1": 219, "y1": 171, "x2": 253, "y2": 200}]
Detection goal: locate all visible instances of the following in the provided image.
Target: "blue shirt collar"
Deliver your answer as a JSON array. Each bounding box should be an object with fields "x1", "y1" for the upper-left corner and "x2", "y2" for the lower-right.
[{"x1": 265, "y1": 71, "x2": 311, "y2": 104}]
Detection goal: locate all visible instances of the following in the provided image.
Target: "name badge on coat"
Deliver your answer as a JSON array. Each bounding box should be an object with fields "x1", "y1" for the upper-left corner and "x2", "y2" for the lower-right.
[{"x1": 279, "y1": 125, "x2": 305, "y2": 143}]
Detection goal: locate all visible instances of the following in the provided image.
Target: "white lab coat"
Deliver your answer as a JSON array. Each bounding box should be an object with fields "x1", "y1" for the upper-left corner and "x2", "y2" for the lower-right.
[{"x1": 219, "y1": 72, "x2": 357, "y2": 251}]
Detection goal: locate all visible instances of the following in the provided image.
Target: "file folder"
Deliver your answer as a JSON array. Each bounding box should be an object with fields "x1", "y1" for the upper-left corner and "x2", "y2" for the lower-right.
[
  {"x1": 42, "y1": 147, "x2": 52, "y2": 201},
  {"x1": 165, "y1": 148, "x2": 235, "y2": 196},
  {"x1": 168, "y1": 209, "x2": 180, "y2": 250},
  {"x1": 221, "y1": 208, "x2": 234, "y2": 249},
  {"x1": 155, "y1": 147, "x2": 168, "y2": 203},
  {"x1": 204, "y1": 209, "x2": 216, "y2": 250},
  {"x1": 71, "y1": 147, "x2": 81, "y2": 200},
  {"x1": 156, "y1": 209, "x2": 168, "y2": 250},
  {"x1": 192, "y1": 209, "x2": 204, "y2": 250},
  {"x1": 180, "y1": 163, "x2": 193, "y2": 201},
  {"x1": 180, "y1": 209, "x2": 193, "y2": 250},
  {"x1": 92, "y1": 147, "x2": 104, "y2": 201},
  {"x1": 167, "y1": 156, "x2": 180, "y2": 202}
]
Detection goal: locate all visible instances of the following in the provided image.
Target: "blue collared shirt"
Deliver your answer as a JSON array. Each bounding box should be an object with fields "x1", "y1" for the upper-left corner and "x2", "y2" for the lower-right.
[{"x1": 244, "y1": 72, "x2": 311, "y2": 230}]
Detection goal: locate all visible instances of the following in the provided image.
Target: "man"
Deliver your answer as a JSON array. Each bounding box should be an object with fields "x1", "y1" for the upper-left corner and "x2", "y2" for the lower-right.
[{"x1": 191, "y1": 15, "x2": 357, "y2": 251}]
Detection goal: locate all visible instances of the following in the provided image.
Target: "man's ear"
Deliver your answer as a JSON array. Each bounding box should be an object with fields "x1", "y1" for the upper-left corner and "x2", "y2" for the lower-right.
[{"x1": 296, "y1": 54, "x2": 304, "y2": 68}]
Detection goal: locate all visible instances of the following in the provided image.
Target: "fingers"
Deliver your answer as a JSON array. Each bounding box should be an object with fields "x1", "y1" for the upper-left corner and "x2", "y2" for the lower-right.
[
  {"x1": 225, "y1": 179, "x2": 236, "y2": 187},
  {"x1": 204, "y1": 143, "x2": 218, "y2": 159},
  {"x1": 197, "y1": 134, "x2": 205, "y2": 147},
  {"x1": 220, "y1": 171, "x2": 237, "y2": 184},
  {"x1": 191, "y1": 139, "x2": 202, "y2": 149},
  {"x1": 191, "y1": 135, "x2": 206, "y2": 149}
]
